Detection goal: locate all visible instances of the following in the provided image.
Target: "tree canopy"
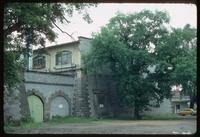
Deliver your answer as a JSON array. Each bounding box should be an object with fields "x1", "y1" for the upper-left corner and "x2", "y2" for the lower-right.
[
  {"x1": 4, "y1": 3, "x2": 97, "y2": 88},
  {"x1": 169, "y1": 25, "x2": 196, "y2": 107},
  {"x1": 4, "y1": 3, "x2": 96, "y2": 48},
  {"x1": 84, "y1": 10, "x2": 197, "y2": 119}
]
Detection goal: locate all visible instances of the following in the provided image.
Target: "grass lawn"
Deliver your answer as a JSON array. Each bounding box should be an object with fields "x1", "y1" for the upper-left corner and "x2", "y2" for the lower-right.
[
  {"x1": 4, "y1": 114, "x2": 180, "y2": 132},
  {"x1": 4, "y1": 116, "x2": 99, "y2": 132},
  {"x1": 142, "y1": 113, "x2": 178, "y2": 120}
]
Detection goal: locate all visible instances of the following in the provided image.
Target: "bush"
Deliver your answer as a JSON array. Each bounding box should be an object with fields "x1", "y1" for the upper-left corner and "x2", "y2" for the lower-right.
[
  {"x1": 20, "y1": 117, "x2": 34, "y2": 123},
  {"x1": 4, "y1": 116, "x2": 34, "y2": 129},
  {"x1": 4, "y1": 116, "x2": 21, "y2": 127}
]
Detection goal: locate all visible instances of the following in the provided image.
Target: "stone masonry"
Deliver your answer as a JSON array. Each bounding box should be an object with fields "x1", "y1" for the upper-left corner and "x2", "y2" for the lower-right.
[{"x1": 72, "y1": 75, "x2": 91, "y2": 117}]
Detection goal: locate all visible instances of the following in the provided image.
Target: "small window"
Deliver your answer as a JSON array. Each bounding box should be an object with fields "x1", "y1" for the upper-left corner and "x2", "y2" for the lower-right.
[
  {"x1": 55, "y1": 51, "x2": 72, "y2": 66},
  {"x1": 33, "y1": 56, "x2": 46, "y2": 69}
]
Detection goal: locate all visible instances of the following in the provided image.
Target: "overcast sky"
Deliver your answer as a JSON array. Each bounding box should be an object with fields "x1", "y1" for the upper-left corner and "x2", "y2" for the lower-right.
[{"x1": 45, "y1": 3, "x2": 197, "y2": 47}]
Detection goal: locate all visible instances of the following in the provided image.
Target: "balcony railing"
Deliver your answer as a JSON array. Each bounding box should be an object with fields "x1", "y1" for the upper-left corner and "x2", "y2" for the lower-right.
[{"x1": 171, "y1": 96, "x2": 190, "y2": 102}]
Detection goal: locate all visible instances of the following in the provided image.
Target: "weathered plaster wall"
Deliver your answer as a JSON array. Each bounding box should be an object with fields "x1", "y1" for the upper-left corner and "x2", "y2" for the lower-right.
[
  {"x1": 4, "y1": 87, "x2": 22, "y2": 121},
  {"x1": 143, "y1": 98, "x2": 173, "y2": 115},
  {"x1": 24, "y1": 71, "x2": 74, "y2": 120},
  {"x1": 79, "y1": 36, "x2": 92, "y2": 65},
  {"x1": 24, "y1": 71, "x2": 74, "y2": 101},
  {"x1": 48, "y1": 43, "x2": 81, "y2": 71},
  {"x1": 171, "y1": 101, "x2": 188, "y2": 113},
  {"x1": 4, "y1": 83, "x2": 30, "y2": 122},
  {"x1": 72, "y1": 74, "x2": 91, "y2": 117},
  {"x1": 86, "y1": 75, "x2": 119, "y2": 118},
  {"x1": 32, "y1": 42, "x2": 81, "y2": 72}
]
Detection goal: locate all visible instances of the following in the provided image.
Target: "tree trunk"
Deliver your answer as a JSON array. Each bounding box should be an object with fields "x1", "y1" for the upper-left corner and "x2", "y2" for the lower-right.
[
  {"x1": 189, "y1": 94, "x2": 196, "y2": 109},
  {"x1": 134, "y1": 107, "x2": 141, "y2": 120},
  {"x1": 189, "y1": 86, "x2": 196, "y2": 109}
]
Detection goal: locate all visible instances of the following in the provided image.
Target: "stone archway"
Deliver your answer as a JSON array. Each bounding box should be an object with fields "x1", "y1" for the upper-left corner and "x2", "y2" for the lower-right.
[
  {"x1": 27, "y1": 89, "x2": 46, "y2": 122},
  {"x1": 47, "y1": 91, "x2": 71, "y2": 119}
]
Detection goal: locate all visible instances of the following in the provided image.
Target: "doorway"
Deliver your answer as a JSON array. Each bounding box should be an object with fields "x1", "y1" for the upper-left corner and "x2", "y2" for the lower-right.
[{"x1": 28, "y1": 95, "x2": 44, "y2": 123}]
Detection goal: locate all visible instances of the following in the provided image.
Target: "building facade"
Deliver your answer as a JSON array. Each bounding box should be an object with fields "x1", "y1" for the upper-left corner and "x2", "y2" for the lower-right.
[
  {"x1": 21, "y1": 36, "x2": 119, "y2": 122},
  {"x1": 4, "y1": 36, "x2": 191, "y2": 123}
]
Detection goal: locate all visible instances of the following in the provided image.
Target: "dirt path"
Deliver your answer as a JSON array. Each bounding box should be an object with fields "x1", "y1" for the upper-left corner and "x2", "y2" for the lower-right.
[{"x1": 6, "y1": 119, "x2": 196, "y2": 134}]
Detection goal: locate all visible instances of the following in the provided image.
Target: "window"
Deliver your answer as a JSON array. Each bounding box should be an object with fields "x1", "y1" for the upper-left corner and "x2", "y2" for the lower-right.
[
  {"x1": 55, "y1": 51, "x2": 72, "y2": 66},
  {"x1": 33, "y1": 56, "x2": 45, "y2": 69}
]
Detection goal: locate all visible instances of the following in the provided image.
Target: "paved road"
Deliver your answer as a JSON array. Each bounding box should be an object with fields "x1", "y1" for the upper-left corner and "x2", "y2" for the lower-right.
[{"x1": 7, "y1": 119, "x2": 196, "y2": 134}]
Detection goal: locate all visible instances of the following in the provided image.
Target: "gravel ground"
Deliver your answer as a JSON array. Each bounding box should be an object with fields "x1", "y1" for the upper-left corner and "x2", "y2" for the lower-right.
[{"x1": 6, "y1": 119, "x2": 197, "y2": 134}]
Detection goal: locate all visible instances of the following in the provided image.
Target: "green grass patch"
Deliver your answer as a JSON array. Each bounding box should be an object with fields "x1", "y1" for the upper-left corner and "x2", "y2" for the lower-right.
[
  {"x1": 48, "y1": 116, "x2": 98, "y2": 124},
  {"x1": 4, "y1": 122, "x2": 15, "y2": 133},
  {"x1": 4, "y1": 114, "x2": 181, "y2": 133},
  {"x1": 4, "y1": 116, "x2": 99, "y2": 132},
  {"x1": 142, "y1": 113, "x2": 178, "y2": 120},
  {"x1": 19, "y1": 121, "x2": 47, "y2": 129}
]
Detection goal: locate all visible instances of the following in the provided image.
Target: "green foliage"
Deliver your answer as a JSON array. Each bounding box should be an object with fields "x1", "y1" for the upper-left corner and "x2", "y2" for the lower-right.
[
  {"x1": 155, "y1": 24, "x2": 197, "y2": 106},
  {"x1": 84, "y1": 10, "x2": 196, "y2": 119},
  {"x1": 84, "y1": 10, "x2": 171, "y2": 119},
  {"x1": 4, "y1": 51, "x2": 23, "y2": 88},
  {"x1": 4, "y1": 117, "x2": 33, "y2": 133},
  {"x1": 4, "y1": 116, "x2": 98, "y2": 133},
  {"x1": 4, "y1": 3, "x2": 96, "y2": 88},
  {"x1": 4, "y1": 3, "x2": 97, "y2": 47},
  {"x1": 49, "y1": 116, "x2": 98, "y2": 123},
  {"x1": 20, "y1": 116, "x2": 34, "y2": 123}
]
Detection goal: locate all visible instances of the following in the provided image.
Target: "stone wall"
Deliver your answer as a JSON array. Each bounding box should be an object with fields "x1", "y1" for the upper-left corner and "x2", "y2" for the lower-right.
[
  {"x1": 72, "y1": 75, "x2": 90, "y2": 117},
  {"x1": 24, "y1": 71, "x2": 74, "y2": 120},
  {"x1": 4, "y1": 70, "x2": 111, "y2": 122},
  {"x1": 4, "y1": 83, "x2": 30, "y2": 122},
  {"x1": 4, "y1": 87, "x2": 21, "y2": 122},
  {"x1": 3, "y1": 70, "x2": 76, "y2": 122},
  {"x1": 86, "y1": 75, "x2": 121, "y2": 118},
  {"x1": 4, "y1": 69, "x2": 175, "y2": 122}
]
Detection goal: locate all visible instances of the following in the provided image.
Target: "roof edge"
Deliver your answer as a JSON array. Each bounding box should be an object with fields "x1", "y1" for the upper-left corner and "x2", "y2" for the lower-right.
[
  {"x1": 33, "y1": 40, "x2": 80, "y2": 51},
  {"x1": 78, "y1": 36, "x2": 92, "y2": 40}
]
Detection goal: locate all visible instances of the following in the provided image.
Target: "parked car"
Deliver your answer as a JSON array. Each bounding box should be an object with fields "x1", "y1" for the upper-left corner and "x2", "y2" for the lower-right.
[{"x1": 177, "y1": 108, "x2": 195, "y2": 116}]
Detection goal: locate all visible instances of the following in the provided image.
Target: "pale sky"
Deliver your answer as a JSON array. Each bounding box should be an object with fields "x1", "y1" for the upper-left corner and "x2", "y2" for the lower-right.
[{"x1": 45, "y1": 3, "x2": 197, "y2": 47}]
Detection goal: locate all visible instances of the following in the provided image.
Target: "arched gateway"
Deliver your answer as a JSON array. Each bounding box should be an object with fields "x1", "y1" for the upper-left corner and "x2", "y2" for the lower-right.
[
  {"x1": 28, "y1": 95, "x2": 44, "y2": 123},
  {"x1": 50, "y1": 96, "x2": 69, "y2": 119}
]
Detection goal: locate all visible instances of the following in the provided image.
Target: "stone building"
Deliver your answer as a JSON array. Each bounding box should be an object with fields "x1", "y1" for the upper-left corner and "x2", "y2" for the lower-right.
[
  {"x1": 4, "y1": 36, "x2": 189, "y2": 123},
  {"x1": 4, "y1": 36, "x2": 120, "y2": 123},
  {"x1": 170, "y1": 87, "x2": 191, "y2": 113},
  {"x1": 28, "y1": 36, "x2": 119, "y2": 121}
]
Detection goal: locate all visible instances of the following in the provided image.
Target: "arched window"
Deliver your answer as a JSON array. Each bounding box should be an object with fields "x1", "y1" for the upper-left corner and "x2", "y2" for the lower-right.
[
  {"x1": 33, "y1": 56, "x2": 45, "y2": 69},
  {"x1": 55, "y1": 51, "x2": 72, "y2": 66}
]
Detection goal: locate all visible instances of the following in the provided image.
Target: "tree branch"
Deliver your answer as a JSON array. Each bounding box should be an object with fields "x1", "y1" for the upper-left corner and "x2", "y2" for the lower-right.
[
  {"x1": 63, "y1": 16, "x2": 71, "y2": 23},
  {"x1": 52, "y1": 21, "x2": 75, "y2": 41},
  {"x1": 4, "y1": 22, "x2": 21, "y2": 36}
]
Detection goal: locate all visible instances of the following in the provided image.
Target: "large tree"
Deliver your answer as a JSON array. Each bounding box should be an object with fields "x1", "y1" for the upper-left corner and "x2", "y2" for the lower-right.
[
  {"x1": 158, "y1": 24, "x2": 197, "y2": 108},
  {"x1": 4, "y1": 3, "x2": 97, "y2": 88},
  {"x1": 84, "y1": 10, "x2": 173, "y2": 119}
]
